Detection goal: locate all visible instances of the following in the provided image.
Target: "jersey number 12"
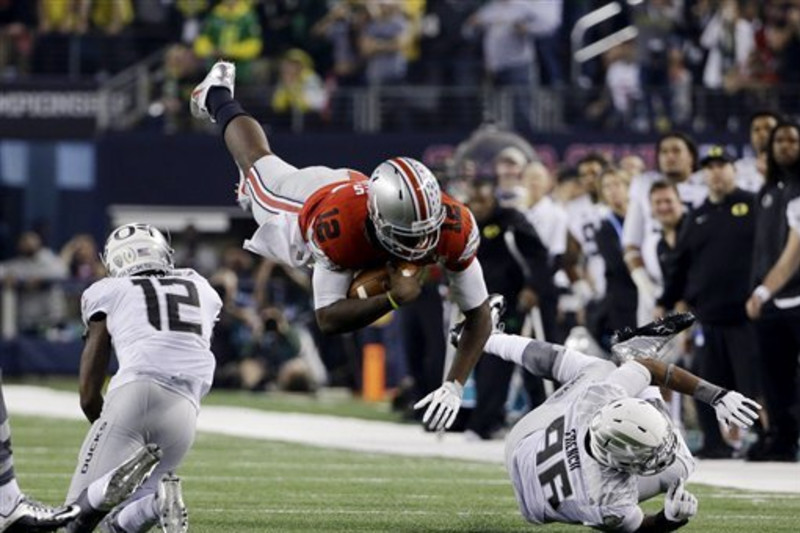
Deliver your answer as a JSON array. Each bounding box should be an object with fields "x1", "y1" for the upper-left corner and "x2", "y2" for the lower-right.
[{"x1": 132, "y1": 278, "x2": 202, "y2": 336}]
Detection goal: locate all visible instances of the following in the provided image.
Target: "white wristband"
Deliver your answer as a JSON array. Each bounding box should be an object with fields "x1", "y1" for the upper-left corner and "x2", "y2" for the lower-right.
[{"x1": 753, "y1": 285, "x2": 772, "y2": 303}]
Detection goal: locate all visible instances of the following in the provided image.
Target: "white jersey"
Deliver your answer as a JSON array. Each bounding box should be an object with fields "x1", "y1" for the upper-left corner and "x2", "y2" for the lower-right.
[
  {"x1": 622, "y1": 171, "x2": 707, "y2": 284},
  {"x1": 81, "y1": 268, "x2": 222, "y2": 406},
  {"x1": 525, "y1": 195, "x2": 568, "y2": 258},
  {"x1": 508, "y1": 363, "x2": 643, "y2": 530},
  {"x1": 564, "y1": 194, "x2": 609, "y2": 297},
  {"x1": 734, "y1": 156, "x2": 764, "y2": 194},
  {"x1": 787, "y1": 196, "x2": 800, "y2": 235}
]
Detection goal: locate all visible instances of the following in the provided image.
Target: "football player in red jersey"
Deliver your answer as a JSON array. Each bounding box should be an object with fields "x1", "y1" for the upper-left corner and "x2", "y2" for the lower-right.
[{"x1": 191, "y1": 61, "x2": 492, "y2": 431}]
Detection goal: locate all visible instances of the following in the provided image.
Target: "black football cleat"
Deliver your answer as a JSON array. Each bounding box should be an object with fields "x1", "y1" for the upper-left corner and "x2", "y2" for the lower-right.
[{"x1": 611, "y1": 312, "x2": 696, "y2": 363}]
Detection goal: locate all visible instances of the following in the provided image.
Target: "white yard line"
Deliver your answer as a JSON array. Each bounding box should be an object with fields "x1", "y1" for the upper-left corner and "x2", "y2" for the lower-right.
[{"x1": 6, "y1": 385, "x2": 799, "y2": 494}]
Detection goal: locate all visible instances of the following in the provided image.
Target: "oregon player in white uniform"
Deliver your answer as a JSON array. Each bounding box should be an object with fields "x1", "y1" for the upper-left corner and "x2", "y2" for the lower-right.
[
  {"x1": 454, "y1": 298, "x2": 761, "y2": 531},
  {"x1": 65, "y1": 223, "x2": 222, "y2": 533}
]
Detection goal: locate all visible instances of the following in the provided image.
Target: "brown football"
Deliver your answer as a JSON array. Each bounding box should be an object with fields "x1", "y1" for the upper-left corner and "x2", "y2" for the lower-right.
[{"x1": 347, "y1": 262, "x2": 420, "y2": 299}]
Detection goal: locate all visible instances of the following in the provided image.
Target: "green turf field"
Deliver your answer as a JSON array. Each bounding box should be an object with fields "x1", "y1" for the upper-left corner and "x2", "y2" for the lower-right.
[{"x1": 9, "y1": 413, "x2": 800, "y2": 532}]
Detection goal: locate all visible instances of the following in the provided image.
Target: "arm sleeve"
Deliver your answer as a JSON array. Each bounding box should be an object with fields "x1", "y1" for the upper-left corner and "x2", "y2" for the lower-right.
[
  {"x1": 622, "y1": 180, "x2": 646, "y2": 249},
  {"x1": 550, "y1": 209, "x2": 569, "y2": 256},
  {"x1": 312, "y1": 264, "x2": 354, "y2": 310},
  {"x1": 508, "y1": 212, "x2": 550, "y2": 290},
  {"x1": 786, "y1": 196, "x2": 800, "y2": 236},
  {"x1": 603, "y1": 361, "x2": 653, "y2": 397},
  {"x1": 446, "y1": 259, "x2": 489, "y2": 312},
  {"x1": 80, "y1": 280, "x2": 115, "y2": 327}
]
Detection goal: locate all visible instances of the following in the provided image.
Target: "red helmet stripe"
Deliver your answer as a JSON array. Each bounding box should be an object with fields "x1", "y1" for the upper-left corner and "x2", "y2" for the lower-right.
[{"x1": 392, "y1": 157, "x2": 429, "y2": 220}]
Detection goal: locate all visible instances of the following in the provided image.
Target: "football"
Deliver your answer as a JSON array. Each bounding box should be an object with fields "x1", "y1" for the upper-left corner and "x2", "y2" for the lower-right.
[{"x1": 347, "y1": 262, "x2": 420, "y2": 299}]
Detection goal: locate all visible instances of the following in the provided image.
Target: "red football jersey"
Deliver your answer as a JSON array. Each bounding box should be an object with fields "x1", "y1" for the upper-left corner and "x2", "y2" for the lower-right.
[{"x1": 298, "y1": 180, "x2": 479, "y2": 272}]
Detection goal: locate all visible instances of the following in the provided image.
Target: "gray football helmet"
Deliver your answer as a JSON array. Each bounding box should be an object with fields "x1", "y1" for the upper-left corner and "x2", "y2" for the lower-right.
[
  {"x1": 102, "y1": 223, "x2": 174, "y2": 277},
  {"x1": 367, "y1": 157, "x2": 446, "y2": 261},
  {"x1": 589, "y1": 397, "x2": 678, "y2": 476}
]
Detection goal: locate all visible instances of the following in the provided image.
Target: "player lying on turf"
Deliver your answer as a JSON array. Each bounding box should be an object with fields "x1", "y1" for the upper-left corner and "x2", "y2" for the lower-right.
[
  {"x1": 63, "y1": 223, "x2": 223, "y2": 533},
  {"x1": 453, "y1": 298, "x2": 761, "y2": 531},
  {"x1": 191, "y1": 60, "x2": 492, "y2": 431}
]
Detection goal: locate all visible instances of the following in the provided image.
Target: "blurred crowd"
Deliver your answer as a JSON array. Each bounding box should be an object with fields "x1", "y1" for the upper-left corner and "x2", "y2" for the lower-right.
[{"x1": 4, "y1": 1, "x2": 800, "y2": 132}]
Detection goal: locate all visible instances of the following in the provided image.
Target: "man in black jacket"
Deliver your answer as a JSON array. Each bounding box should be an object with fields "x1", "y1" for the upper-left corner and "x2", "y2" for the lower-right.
[
  {"x1": 464, "y1": 179, "x2": 556, "y2": 439},
  {"x1": 658, "y1": 146, "x2": 761, "y2": 458}
]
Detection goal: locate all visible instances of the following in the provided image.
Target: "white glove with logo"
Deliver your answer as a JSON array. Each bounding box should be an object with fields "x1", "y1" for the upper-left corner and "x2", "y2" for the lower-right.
[
  {"x1": 413, "y1": 381, "x2": 463, "y2": 431},
  {"x1": 664, "y1": 480, "x2": 697, "y2": 523},
  {"x1": 712, "y1": 390, "x2": 762, "y2": 431}
]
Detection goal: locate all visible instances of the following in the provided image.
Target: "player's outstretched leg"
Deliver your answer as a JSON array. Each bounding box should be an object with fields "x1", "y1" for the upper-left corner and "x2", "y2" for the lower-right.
[
  {"x1": 611, "y1": 312, "x2": 696, "y2": 363},
  {"x1": 64, "y1": 444, "x2": 162, "y2": 533},
  {"x1": 190, "y1": 60, "x2": 271, "y2": 173},
  {"x1": 0, "y1": 373, "x2": 80, "y2": 532}
]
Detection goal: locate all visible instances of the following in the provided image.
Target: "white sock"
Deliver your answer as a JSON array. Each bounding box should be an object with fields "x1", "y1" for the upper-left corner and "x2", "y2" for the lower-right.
[
  {"x1": 0, "y1": 479, "x2": 21, "y2": 515},
  {"x1": 483, "y1": 333, "x2": 531, "y2": 366},
  {"x1": 117, "y1": 494, "x2": 157, "y2": 533},
  {"x1": 87, "y1": 469, "x2": 117, "y2": 509}
]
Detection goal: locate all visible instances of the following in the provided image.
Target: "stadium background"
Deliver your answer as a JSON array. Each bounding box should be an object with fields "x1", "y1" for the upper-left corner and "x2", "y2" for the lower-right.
[{"x1": 0, "y1": 0, "x2": 799, "y2": 530}]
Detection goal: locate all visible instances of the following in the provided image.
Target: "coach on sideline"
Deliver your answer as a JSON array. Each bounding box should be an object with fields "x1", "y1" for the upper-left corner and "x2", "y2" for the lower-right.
[{"x1": 657, "y1": 146, "x2": 761, "y2": 459}]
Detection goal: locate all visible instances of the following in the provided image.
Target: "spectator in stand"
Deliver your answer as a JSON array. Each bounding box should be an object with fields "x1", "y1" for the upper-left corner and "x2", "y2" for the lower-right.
[
  {"x1": 595, "y1": 168, "x2": 637, "y2": 345},
  {"x1": 464, "y1": 0, "x2": 562, "y2": 132},
  {"x1": 620, "y1": 154, "x2": 646, "y2": 177},
  {"x1": 603, "y1": 40, "x2": 644, "y2": 131},
  {"x1": 258, "y1": 0, "x2": 327, "y2": 59},
  {"x1": 658, "y1": 147, "x2": 761, "y2": 459},
  {"x1": 700, "y1": 0, "x2": 755, "y2": 131},
  {"x1": 465, "y1": 179, "x2": 555, "y2": 439},
  {"x1": 744, "y1": 121, "x2": 800, "y2": 462},
  {"x1": 632, "y1": 0, "x2": 682, "y2": 131},
  {"x1": 194, "y1": 0, "x2": 262, "y2": 82},
  {"x1": 33, "y1": 0, "x2": 89, "y2": 75},
  {"x1": 311, "y1": 0, "x2": 369, "y2": 86},
  {"x1": 83, "y1": 0, "x2": 137, "y2": 76},
  {"x1": 270, "y1": 48, "x2": 328, "y2": 128},
  {"x1": 623, "y1": 132, "x2": 707, "y2": 326},
  {"x1": 244, "y1": 306, "x2": 325, "y2": 393},
  {"x1": 0, "y1": 232, "x2": 68, "y2": 335},
  {"x1": 417, "y1": 0, "x2": 483, "y2": 127},
  {"x1": 521, "y1": 162, "x2": 568, "y2": 264},
  {"x1": 172, "y1": 224, "x2": 218, "y2": 276},
  {"x1": 169, "y1": 0, "x2": 210, "y2": 44},
  {"x1": 0, "y1": 0, "x2": 35, "y2": 77},
  {"x1": 155, "y1": 43, "x2": 203, "y2": 133},
  {"x1": 494, "y1": 146, "x2": 529, "y2": 208},
  {"x1": 736, "y1": 110, "x2": 781, "y2": 193},
  {"x1": 359, "y1": 0, "x2": 409, "y2": 86},
  {"x1": 60, "y1": 234, "x2": 105, "y2": 283}
]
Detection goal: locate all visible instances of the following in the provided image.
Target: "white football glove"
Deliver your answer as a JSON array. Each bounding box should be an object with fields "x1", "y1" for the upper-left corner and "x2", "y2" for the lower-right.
[
  {"x1": 664, "y1": 479, "x2": 697, "y2": 523},
  {"x1": 712, "y1": 390, "x2": 762, "y2": 431},
  {"x1": 413, "y1": 381, "x2": 463, "y2": 432}
]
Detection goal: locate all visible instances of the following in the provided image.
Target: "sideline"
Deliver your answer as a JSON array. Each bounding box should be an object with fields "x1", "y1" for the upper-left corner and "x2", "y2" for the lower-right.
[{"x1": 6, "y1": 385, "x2": 799, "y2": 494}]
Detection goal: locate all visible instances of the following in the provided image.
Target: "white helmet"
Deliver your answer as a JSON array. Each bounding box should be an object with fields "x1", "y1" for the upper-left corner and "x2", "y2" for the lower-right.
[
  {"x1": 589, "y1": 398, "x2": 677, "y2": 476},
  {"x1": 367, "y1": 157, "x2": 446, "y2": 261},
  {"x1": 102, "y1": 223, "x2": 174, "y2": 277}
]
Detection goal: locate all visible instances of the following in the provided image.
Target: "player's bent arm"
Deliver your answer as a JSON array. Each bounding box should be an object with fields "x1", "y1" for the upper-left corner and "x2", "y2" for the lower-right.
[
  {"x1": 312, "y1": 264, "x2": 398, "y2": 334},
  {"x1": 448, "y1": 301, "x2": 492, "y2": 385},
  {"x1": 316, "y1": 295, "x2": 398, "y2": 334},
  {"x1": 633, "y1": 357, "x2": 760, "y2": 429},
  {"x1": 756, "y1": 229, "x2": 800, "y2": 303},
  {"x1": 79, "y1": 316, "x2": 112, "y2": 423},
  {"x1": 635, "y1": 510, "x2": 689, "y2": 532}
]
